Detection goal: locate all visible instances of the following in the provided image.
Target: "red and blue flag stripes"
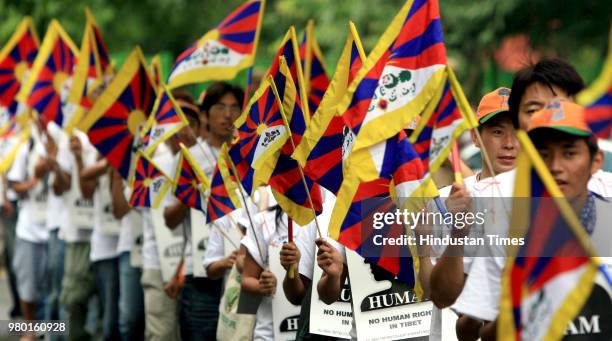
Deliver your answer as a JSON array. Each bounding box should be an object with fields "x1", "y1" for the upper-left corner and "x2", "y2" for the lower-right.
[
  {"x1": 173, "y1": 0, "x2": 261, "y2": 70},
  {"x1": 411, "y1": 80, "x2": 458, "y2": 170},
  {"x1": 206, "y1": 158, "x2": 238, "y2": 223},
  {"x1": 333, "y1": 131, "x2": 426, "y2": 285},
  {"x1": 303, "y1": 38, "x2": 364, "y2": 194},
  {"x1": 583, "y1": 82, "x2": 612, "y2": 139},
  {"x1": 499, "y1": 131, "x2": 602, "y2": 340},
  {"x1": 577, "y1": 32, "x2": 612, "y2": 139},
  {"x1": 168, "y1": 0, "x2": 264, "y2": 88},
  {"x1": 174, "y1": 153, "x2": 205, "y2": 211},
  {"x1": 141, "y1": 86, "x2": 188, "y2": 154},
  {"x1": 0, "y1": 18, "x2": 38, "y2": 124},
  {"x1": 82, "y1": 48, "x2": 156, "y2": 180},
  {"x1": 215, "y1": 0, "x2": 262, "y2": 55},
  {"x1": 129, "y1": 152, "x2": 170, "y2": 208},
  {"x1": 339, "y1": 178, "x2": 417, "y2": 286},
  {"x1": 21, "y1": 21, "x2": 78, "y2": 127},
  {"x1": 228, "y1": 141, "x2": 257, "y2": 195},
  {"x1": 299, "y1": 22, "x2": 330, "y2": 115},
  {"x1": 235, "y1": 81, "x2": 286, "y2": 176},
  {"x1": 265, "y1": 28, "x2": 309, "y2": 116},
  {"x1": 340, "y1": 0, "x2": 446, "y2": 146}
]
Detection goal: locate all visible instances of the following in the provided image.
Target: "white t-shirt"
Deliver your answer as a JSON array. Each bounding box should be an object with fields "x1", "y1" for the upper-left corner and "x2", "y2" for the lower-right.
[
  {"x1": 141, "y1": 149, "x2": 179, "y2": 270},
  {"x1": 170, "y1": 140, "x2": 218, "y2": 276},
  {"x1": 296, "y1": 188, "x2": 341, "y2": 280},
  {"x1": 45, "y1": 124, "x2": 69, "y2": 232},
  {"x1": 90, "y1": 173, "x2": 120, "y2": 262},
  {"x1": 453, "y1": 171, "x2": 612, "y2": 322},
  {"x1": 7, "y1": 139, "x2": 49, "y2": 243},
  {"x1": 140, "y1": 209, "x2": 159, "y2": 270},
  {"x1": 202, "y1": 208, "x2": 248, "y2": 271},
  {"x1": 241, "y1": 208, "x2": 298, "y2": 341},
  {"x1": 117, "y1": 185, "x2": 142, "y2": 254},
  {"x1": 57, "y1": 131, "x2": 96, "y2": 243}
]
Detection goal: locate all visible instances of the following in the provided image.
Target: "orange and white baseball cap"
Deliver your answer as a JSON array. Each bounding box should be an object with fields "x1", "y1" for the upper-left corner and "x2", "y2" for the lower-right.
[
  {"x1": 527, "y1": 99, "x2": 591, "y2": 136},
  {"x1": 476, "y1": 87, "x2": 511, "y2": 124}
]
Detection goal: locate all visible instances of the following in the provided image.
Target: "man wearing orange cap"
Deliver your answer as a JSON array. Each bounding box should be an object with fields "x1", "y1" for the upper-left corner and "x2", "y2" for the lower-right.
[
  {"x1": 456, "y1": 100, "x2": 612, "y2": 340},
  {"x1": 417, "y1": 87, "x2": 520, "y2": 340}
]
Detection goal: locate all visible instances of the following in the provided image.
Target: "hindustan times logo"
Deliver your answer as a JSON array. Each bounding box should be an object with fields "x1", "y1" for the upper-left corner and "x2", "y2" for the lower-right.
[{"x1": 372, "y1": 208, "x2": 487, "y2": 230}]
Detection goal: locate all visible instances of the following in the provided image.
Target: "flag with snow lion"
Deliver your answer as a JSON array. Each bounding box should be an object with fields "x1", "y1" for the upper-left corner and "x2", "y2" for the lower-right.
[{"x1": 167, "y1": 0, "x2": 265, "y2": 89}]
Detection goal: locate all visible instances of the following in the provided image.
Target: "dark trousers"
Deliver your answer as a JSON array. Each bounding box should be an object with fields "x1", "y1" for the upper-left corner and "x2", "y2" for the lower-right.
[
  {"x1": 1, "y1": 201, "x2": 21, "y2": 317},
  {"x1": 178, "y1": 275, "x2": 223, "y2": 341},
  {"x1": 93, "y1": 258, "x2": 120, "y2": 341}
]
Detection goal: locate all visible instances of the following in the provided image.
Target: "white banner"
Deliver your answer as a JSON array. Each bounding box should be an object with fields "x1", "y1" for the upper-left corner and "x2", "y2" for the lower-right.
[
  {"x1": 269, "y1": 244, "x2": 301, "y2": 341},
  {"x1": 191, "y1": 209, "x2": 211, "y2": 278},
  {"x1": 347, "y1": 249, "x2": 432, "y2": 341},
  {"x1": 151, "y1": 208, "x2": 184, "y2": 282}
]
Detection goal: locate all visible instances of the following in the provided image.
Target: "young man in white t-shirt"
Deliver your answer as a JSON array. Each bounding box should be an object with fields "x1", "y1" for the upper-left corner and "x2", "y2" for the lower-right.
[
  {"x1": 7, "y1": 126, "x2": 49, "y2": 329},
  {"x1": 452, "y1": 58, "x2": 611, "y2": 340},
  {"x1": 476, "y1": 100, "x2": 611, "y2": 340},
  {"x1": 140, "y1": 100, "x2": 200, "y2": 341},
  {"x1": 163, "y1": 82, "x2": 243, "y2": 340},
  {"x1": 80, "y1": 153, "x2": 121, "y2": 340},
  {"x1": 414, "y1": 88, "x2": 518, "y2": 340},
  {"x1": 56, "y1": 131, "x2": 98, "y2": 339}
]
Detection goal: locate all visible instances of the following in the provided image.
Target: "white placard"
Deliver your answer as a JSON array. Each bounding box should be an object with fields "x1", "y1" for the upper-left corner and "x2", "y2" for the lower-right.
[
  {"x1": 66, "y1": 168, "x2": 95, "y2": 230},
  {"x1": 98, "y1": 174, "x2": 121, "y2": 235},
  {"x1": 152, "y1": 208, "x2": 184, "y2": 282},
  {"x1": 190, "y1": 209, "x2": 211, "y2": 278},
  {"x1": 130, "y1": 210, "x2": 144, "y2": 268},
  {"x1": 347, "y1": 249, "x2": 432, "y2": 341},
  {"x1": 269, "y1": 244, "x2": 301, "y2": 340}
]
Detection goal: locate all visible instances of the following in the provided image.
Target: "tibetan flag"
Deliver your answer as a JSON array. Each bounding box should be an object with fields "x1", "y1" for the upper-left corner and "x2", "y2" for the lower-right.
[
  {"x1": 498, "y1": 131, "x2": 601, "y2": 341},
  {"x1": 65, "y1": 8, "x2": 113, "y2": 132},
  {"x1": 174, "y1": 144, "x2": 211, "y2": 211},
  {"x1": 79, "y1": 47, "x2": 156, "y2": 180},
  {"x1": 409, "y1": 66, "x2": 478, "y2": 179},
  {"x1": 17, "y1": 20, "x2": 78, "y2": 128},
  {"x1": 293, "y1": 22, "x2": 366, "y2": 195},
  {"x1": 232, "y1": 76, "x2": 287, "y2": 194},
  {"x1": 206, "y1": 143, "x2": 242, "y2": 223},
  {"x1": 264, "y1": 57, "x2": 322, "y2": 225},
  {"x1": 299, "y1": 20, "x2": 330, "y2": 114},
  {"x1": 0, "y1": 17, "x2": 39, "y2": 135},
  {"x1": 150, "y1": 54, "x2": 163, "y2": 89},
  {"x1": 227, "y1": 138, "x2": 258, "y2": 196},
  {"x1": 576, "y1": 27, "x2": 612, "y2": 139},
  {"x1": 168, "y1": 0, "x2": 265, "y2": 89},
  {"x1": 329, "y1": 131, "x2": 428, "y2": 287},
  {"x1": 264, "y1": 27, "x2": 310, "y2": 117},
  {"x1": 140, "y1": 84, "x2": 189, "y2": 155},
  {"x1": 129, "y1": 150, "x2": 172, "y2": 208},
  {"x1": 338, "y1": 0, "x2": 447, "y2": 153}
]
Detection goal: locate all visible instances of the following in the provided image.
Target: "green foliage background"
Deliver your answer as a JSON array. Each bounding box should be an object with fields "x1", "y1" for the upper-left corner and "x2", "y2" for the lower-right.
[{"x1": 1, "y1": 0, "x2": 610, "y2": 102}]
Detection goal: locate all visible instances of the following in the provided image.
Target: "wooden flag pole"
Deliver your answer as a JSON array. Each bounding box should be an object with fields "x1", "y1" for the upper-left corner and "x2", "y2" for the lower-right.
[{"x1": 450, "y1": 141, "x2": 464, "y2": 185}]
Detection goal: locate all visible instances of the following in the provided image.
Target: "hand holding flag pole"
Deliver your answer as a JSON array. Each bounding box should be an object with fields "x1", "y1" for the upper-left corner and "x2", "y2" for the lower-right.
[{"x1": 268, "y1": 75, "x2": 322, "y2": 279}]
